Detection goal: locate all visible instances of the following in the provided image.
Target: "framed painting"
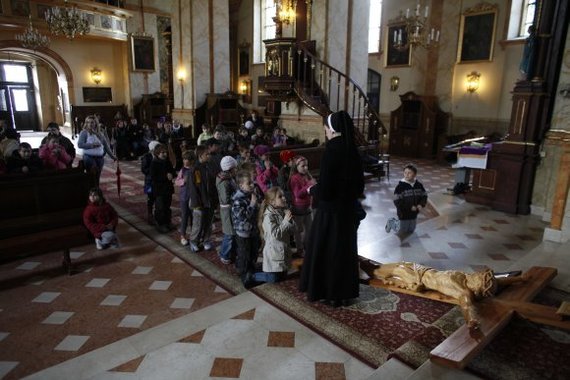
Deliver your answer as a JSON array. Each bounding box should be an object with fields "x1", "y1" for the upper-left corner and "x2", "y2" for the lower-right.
[
  {"x1": 10, "y1": 0, "x2": 29, "y2": 17},
  {"x1": 457, "y1": 3, "x2": 498, "y2": 63},
  {"x1": 385, "y1": 22, "x2": 412, "y2": 68},
  {"x1": 82, "y1": 87, "x2": 112, "y2": 103},
  {"x1": 238, "y1": 42, "x2": 250, "y2": 77},
  {"x1": 130, "y1": 35, "x2": 155, "y2": 72}
]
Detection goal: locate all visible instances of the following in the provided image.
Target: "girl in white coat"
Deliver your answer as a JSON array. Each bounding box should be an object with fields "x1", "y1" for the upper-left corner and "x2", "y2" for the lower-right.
[{"x1": 252, "y1": 186, "x2": 295, "y2": 284}]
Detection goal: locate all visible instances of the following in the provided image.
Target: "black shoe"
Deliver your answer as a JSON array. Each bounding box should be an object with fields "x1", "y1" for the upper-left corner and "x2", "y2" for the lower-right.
[
  {"x1": 156, "y1": 225, "x2": 170, "y2": 233},
  {"x1": 242, "y1": 272, "x2": 256, "y2": 289}
]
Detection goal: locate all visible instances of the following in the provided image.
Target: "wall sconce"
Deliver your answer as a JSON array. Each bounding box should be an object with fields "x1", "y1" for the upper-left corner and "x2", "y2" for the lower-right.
[
  {"x1": 390, "y1": 76, "x2": 400, "y2": 92},
  {"x1": 466, "y1": 71, "x2": 481, "y2": 93},
  {"x1": 240, "y1": 80, "x2": 249, "y2": 94},
  {"x1": 177, "y1": 68, "x2": 186, "y2": 83},
  {"x1": 90, "y1": 68, "x2": 102, "y2": 85}
]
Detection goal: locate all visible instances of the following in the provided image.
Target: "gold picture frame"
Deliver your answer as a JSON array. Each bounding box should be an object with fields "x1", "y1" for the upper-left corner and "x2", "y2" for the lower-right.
[
  {"x1": 130, "y1": 35, "x2": 155, "y2": 72},
  {"x1": 457, "y1": 2, "x2": 498, "y2": 63},
  {"x1": 385, "y1": 21, "x2": 412, "y2": 68}
]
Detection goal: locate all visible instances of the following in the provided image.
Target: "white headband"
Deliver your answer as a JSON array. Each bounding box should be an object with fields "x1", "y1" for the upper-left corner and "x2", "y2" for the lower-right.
[{"x1": 326, "y1": 114, "x2": 336, "y2": 133}]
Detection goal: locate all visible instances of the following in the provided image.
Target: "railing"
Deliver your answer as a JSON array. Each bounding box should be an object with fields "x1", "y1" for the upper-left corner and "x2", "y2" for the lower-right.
[{"x1": 293, "y1": 42, "x2": 386, "y2": 145}]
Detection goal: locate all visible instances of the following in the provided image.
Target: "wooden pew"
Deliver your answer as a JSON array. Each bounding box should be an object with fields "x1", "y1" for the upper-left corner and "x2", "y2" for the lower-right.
[
  {"x1": 0, "y1": 168, "x2": 92, "y2": 274},
  {"x1": 266, "y1": 142, "x2": 382, "y2": 180}
]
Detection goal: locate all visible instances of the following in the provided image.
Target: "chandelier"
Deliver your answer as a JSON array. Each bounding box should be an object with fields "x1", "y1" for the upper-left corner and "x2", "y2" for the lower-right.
[
  {"x1": 45, "y1": 0, "x2": 90, "y2": 41},
  {"x1": 393, "y1": 2, "x2": 439, "y2": 51},
  {"x1": 276, "y1": 0, "x2": 297, "y2": 25},
  {"x1": 16, "y1": 15, "x2": 50, "y2": 50}
]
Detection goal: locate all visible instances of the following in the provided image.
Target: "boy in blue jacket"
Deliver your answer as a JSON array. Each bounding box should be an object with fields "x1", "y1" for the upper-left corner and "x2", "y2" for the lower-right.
[{"x1": 231, "y1": 170, "x2": 261, "y2": 287}]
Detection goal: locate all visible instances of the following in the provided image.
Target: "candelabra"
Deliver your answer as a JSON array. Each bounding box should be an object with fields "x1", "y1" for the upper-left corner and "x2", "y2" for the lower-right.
[
  {"x1": 16, "y1": 16, "x2": 50, "y2": 50},
  {"x1": 393, "y1": 2, "x2": 439, "y2": 51},
  {"x1": 45, "y1": 0, "x2": 90, "y2": 41},
  {"x1": 276, "y1": 0, "x2": 297, "y2": 25}
]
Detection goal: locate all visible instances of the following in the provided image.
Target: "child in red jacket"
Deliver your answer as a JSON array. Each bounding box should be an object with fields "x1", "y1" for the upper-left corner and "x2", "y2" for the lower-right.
[
  {"x1": 289, "y1": 155, "x2": 316, "y2": 256},
  {"x1": 83, "y1": 187, "x2": 119, "y2": 250}
]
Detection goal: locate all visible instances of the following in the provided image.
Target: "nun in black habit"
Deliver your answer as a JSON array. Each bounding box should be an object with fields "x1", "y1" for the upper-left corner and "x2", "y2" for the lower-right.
[{"x1": 299, "y1": 110, "x2": 365, "y2": 306}]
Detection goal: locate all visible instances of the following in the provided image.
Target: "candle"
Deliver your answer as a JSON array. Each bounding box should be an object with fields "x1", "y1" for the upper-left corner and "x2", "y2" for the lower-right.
[
  {"x1": 394, "y1": 30, "x2": 397, "y2": 43},
  {"x1": 431, "y1": 28, "x2": 435, "y2": 40},
  {"x1": 406, "y1": 8, "x2": 410, "y2": 18},
  {"x1": 416, "y1": 3, "x2": 420, "y2": 16},
  {"x1": 425, "y1": 6, "x2": 429, "y2": 18},
  {"x1": 435, "y1": 30, "x2": 440, "y2": 42},
  {"x1": 398, "y1": 30, "x2": 402, "y2": 43}
]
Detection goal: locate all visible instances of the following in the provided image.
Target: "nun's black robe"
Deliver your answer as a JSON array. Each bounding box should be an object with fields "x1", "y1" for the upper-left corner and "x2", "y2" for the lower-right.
[{"x1": 299, "y1": 136, "x2": 364, "y2": 302}]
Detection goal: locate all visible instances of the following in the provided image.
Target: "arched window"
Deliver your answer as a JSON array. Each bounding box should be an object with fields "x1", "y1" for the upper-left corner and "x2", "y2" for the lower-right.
[
  {"x1": 253, "y1": 0, "x2": 277, "y2": 63},
  {"x1": 368, "y1": 0, "x2": 383, "y2": 53}
]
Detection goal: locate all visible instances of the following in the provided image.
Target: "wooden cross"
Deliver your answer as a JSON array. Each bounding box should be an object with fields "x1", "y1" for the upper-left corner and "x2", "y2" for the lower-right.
[{"x1": 369, "y1": 266, "x2": 568, "y2": 369}]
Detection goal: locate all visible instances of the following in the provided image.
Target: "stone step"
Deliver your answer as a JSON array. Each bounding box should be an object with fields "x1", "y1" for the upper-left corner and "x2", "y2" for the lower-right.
[{"x1": 361, "y1": 358, "x2": 414, "y2": 380}]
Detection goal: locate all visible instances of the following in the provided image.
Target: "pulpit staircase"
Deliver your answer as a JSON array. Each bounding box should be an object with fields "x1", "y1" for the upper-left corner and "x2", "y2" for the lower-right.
[{"x1": 263, "y1": 39, "x2": 386, "y2": 146}]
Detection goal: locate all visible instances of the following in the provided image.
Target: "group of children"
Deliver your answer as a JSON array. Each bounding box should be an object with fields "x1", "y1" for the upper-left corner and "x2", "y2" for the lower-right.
[
  {"x1": 169, "y1": 143, "x2": 317, "y2": 287},
  {"x1": 1, "y1": 123, "x2": 76, "y2": 174},
  {"x1": 81, "y1": 132, "x2": 428, "y2": 289}
]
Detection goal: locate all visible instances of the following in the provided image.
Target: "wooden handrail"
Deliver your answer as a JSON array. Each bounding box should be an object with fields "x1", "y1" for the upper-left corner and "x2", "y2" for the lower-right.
[{"x1": 293, "y1": 42, "x2": 386, "y2": 146}]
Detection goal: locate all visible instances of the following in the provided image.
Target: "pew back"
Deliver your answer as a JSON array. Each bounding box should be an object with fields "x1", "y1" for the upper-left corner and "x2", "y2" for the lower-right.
[{"x1": 0, "y1": 168, "x2": 91, "y2": 263}]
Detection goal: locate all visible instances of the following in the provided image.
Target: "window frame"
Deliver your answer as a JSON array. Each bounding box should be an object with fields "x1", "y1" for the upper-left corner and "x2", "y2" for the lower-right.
[
  {"x1": 368, "y1": 0, "x2": 383, "y2": 54},
  {"x1": 253, "y1": 0, "x2": 277, "y2": 64}
]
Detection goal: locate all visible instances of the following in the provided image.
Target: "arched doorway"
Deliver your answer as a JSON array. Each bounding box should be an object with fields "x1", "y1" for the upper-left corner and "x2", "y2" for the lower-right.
[{"x1": 0, "y1": 42, "x2": 74, "y2": 131}]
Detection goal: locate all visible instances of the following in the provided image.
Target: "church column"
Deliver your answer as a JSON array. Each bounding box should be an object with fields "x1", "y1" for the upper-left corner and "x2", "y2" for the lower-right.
[{"x1": 543, "y1": 131, "x2": 570, "y2": 242}]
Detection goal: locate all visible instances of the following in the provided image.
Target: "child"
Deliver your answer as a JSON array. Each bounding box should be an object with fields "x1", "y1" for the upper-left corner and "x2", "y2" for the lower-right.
[
  {"x1": 385, "y1": 164, "x2": 428, "y2": 235},
  {"x1": 236, "y1": 143, "x2": 254, "y2": 166},
  {"x1": 188, "y1": 145, "x2": 215, "y2": 252},
  {"x1": 232, "y1": 170, "x2": 261, "y2": 286},
  {"x1": 252, "y1": 186, "x2": 295, "y2": 283},
  {"x1": 83, "y1": 187, "x2": 119, "y2": 250},
  {"x1": 39, "y1": 136, "x2": 72, "y2": 170},
  {"x1": 253, "y1": 144, "x2": 278, "y2": 193},
  {"x1": 7, "y1": 142, "x2": 43, "y2": 173},
  {"x1": 176, "y1": 150, "x2": 196, "y2": 246},
  {"x1": 239, "y1": 162, "x2": 264, "y2": 201},
  {"x1": 289, "y1": 155, "x2": 316, "y2": 255},
  {"x1": 150, "y1": 143, "x2": 176, "y2": 233},
  {"x1": 277, "y1": 149, "x2": 295, "y2": 205},
  {"x1": 251, "y1": 127, "x2": 270, "y2": 147},
  {"x1": 272, "y1": 127, "x2": 286, "y2": 147},
  {"x1": 235, "y1": 126, "x2": 251, "y2": 147},
  {"x1": 141, "y1": 140, "x2": 160, "y2": 225},
  {"x1": 216, "y1": 156, "x2": 238, "y2": 264},
  {"x1": 196, "y1": 124, "x2": 214, "y2": 145}
]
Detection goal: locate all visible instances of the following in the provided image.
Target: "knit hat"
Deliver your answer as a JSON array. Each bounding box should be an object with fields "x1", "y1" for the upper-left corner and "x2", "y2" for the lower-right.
[
  {"x1": 220, "y1": 156, "x2": 238, "y2": 171},
  {"x1": 279, "y1": 149, "x2": 295, "y2": 164},
  {"x1": 294, "y1": 155, "x2": 307, "y2": 167},
  {"x1": 148, "y1": 140, "x2": 160, "y2": 152},
  {"x1": 253, "y1": 144, "x2": 270, "y2": 157},
  {"x1": 244, "y1": 120, "x2": 254, "y2": 130}
]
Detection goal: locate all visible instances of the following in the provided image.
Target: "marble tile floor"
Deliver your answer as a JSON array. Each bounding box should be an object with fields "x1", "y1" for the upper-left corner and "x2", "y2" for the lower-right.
[
  {"x1": 4, "y1": 146, "x2": 570, "y2": 379},
  {"x1": 20, "y1": 182, "x2": 570, "y2": 380}
]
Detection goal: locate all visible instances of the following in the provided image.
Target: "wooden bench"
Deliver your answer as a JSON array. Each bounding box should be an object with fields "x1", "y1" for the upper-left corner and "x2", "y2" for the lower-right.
[
  {"x1": 266, "y1": 142, "x2": 382, "y2": 180},
  {"x1": 0, "y1": 168, "x2": 92, "y2": 274}
]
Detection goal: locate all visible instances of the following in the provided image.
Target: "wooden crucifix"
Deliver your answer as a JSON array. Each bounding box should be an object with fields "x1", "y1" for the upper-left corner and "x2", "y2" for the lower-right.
[{"x1": 368, "y1": 265, "x2": 568, "y2": 369}]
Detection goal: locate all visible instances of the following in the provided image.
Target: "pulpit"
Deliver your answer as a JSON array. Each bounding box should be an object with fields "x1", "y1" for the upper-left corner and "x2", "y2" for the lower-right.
[{"x1": 194, "y1": 93, "x2": 247, "y2": 135}]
